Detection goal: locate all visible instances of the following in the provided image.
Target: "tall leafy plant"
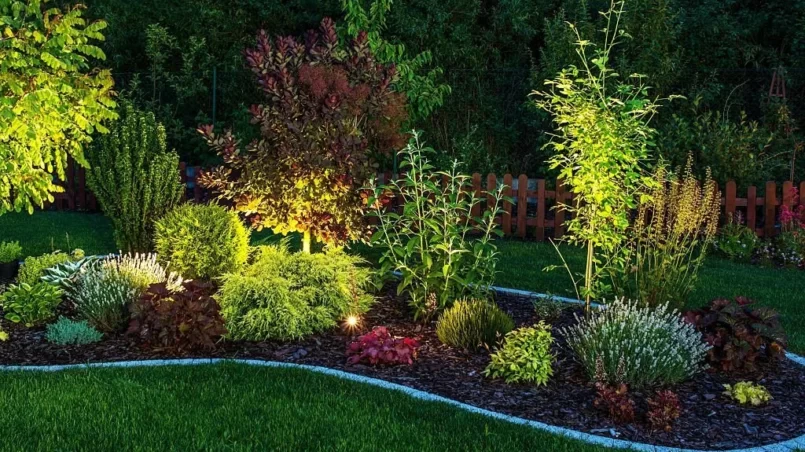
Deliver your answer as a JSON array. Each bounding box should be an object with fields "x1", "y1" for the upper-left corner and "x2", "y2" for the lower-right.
[
  {"x1": 340, "y1": 0, "x2": 450, "y2": 122},
  {"x1": 533, "y1": 0, "x2": 672, "y2": 311},
  {"x1": 200, "y1": 18, "x2": 408, "y2": 253},
  {"x1": 367, "y1": 132, "x2": 506, "y2": 319},
  {"x1": 86, "y1": 104, "x2": 183, "y2": 252},
  {"x1": 0, "y1": 0, "x2": 117, "y2": 214}
]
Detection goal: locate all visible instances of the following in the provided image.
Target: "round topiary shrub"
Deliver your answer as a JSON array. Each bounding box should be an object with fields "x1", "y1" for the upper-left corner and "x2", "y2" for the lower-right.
[
  {"x1": 154, "y1": 204, "x2": 250, "y2": 280},
  {"x1": 436, "y1": 299, "x2": 514, "y2": 350}
]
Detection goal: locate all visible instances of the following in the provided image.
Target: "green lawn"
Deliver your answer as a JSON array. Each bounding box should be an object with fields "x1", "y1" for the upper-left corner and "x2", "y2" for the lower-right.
[{"x1": 0, "y1": 363, "x2": 607, "y2": 451}]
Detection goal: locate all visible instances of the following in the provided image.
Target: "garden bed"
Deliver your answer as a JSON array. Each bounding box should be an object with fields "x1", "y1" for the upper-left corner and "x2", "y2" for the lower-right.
[{"x1": 1, "y1": 285, "x2": 803, "y2": 451}]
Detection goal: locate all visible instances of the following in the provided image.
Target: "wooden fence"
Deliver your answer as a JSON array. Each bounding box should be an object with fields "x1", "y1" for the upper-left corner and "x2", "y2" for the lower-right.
[{"x1": 47, "y1": 160, "x2": 803, "y2": 241}]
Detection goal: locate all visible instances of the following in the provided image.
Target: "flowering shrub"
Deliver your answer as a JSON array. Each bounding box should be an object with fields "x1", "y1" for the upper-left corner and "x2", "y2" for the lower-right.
[
  {"x1": 684, "y1": 297, "x2": 786, "y2": 372},
  {"x1": 346, "y1": 327, "x2": 420, "y2": 366},
  {"x1": 73, "y1": 266, "x2": 138, "y2": 332},
  {"x1": 483, "y1": 322, "x2": 554, "y2": 385},
  {"x1": 647, "y1": 390, "x2": 682, "y2": 432},
  {"x1": 200, "y1": 18, "x2": 407, "y2": 251},
  {"x1": 780, "y1": 187, "x2": 805, "y2": 232},
  {"x1": 128, "y1": 280, "x2": 226, "y2": 352},
  {"x1": 367, "y1": 133, "x2": 507, "y2": 318},
  {"x1": 593, "y1": 383, "x2": 635, "y2": 423},
  {"x1": 712, "y1": 212, "x2": 758, "y2": 262},
  {"x1": 723, "y1": 381, "x2": 772, "y2": 406},
  {"x1": 436, "y1": 299, "x2": 514, "y2": 350},
  {"x1": 102, "y1": 253, "x2": 183, "y2": 292},
  {"x1": 561, "y1": 299, "x2": 709, "y2": 388}
]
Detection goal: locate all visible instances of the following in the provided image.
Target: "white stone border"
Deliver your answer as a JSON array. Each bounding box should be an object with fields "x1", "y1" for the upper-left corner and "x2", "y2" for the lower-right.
[{"x1": 1, "y1": 284, "x2": 803, "y2": 452}]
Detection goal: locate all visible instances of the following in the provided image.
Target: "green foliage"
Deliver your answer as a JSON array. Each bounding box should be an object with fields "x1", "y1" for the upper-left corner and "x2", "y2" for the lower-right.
[
  {"x1": 533, "y1": 1, "x2": 672, "y2": 309},
  {"x1": 436, "y1": 299, "x2": 514, "y2": 350},
  {"x1": 532, "y1": 295, "x2": 566, "y2": 321},
  {"x1": 608, "y1": 162, "x2": 721, "y2": 308},
  {"x1": 367, "y1": 132, "x2": 507, "y2": 319},
  {"x1": 340, "y1": 0, "x2": 450, "y2": 122},
  {"x1": 713, "y1": 213, "x2": 759, "y2": 262},
  {"x1": 217, "y1": 244, "x2": 374, "y2": 341},
  {"x1": 0, "y1": 281, "x2": 62, "y2": 326},
  {"x1": 200, "y1": 18, "x2": 407, "y2": 250},
  {"x1": 41, "y1": 255, "x2": 100, "y2": 296},
  {"x1": 17, "y1": 251, "x2": 72, "y2": 285},
  {"x1": 561, "y1": 299, "x2": 709, "y2": 388},
  {"x1": 0, "y1": 241, "x2": 22, "y2": 263},
  {"x1": 154, "y1": 204, "x2": 250, "y2": 280},
  {"x1": 0, "y1": 0, "x2": 117, "y2": 214},
  {"x1": 103, "y1": 252, "x2": 183, "y2": 292},
  {"x1": 46, "y1": 316, "x2": 103, "y2": 345},
  {"x1": 85, "y1": 103, "x2": 183, "y2": 252},
  {"x1": 128, "y1": 280, "x2": 226, "y2": 351},
  {"x1": 723, "y1": 382, "x2": 772, "y2": 406},
  {"x1": 483, "y1": 322, "x2": 554, "y2": 385}
]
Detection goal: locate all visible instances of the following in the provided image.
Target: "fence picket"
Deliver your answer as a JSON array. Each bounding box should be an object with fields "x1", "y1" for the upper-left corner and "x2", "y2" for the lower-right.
[
  {"x1": 765, "y1": 182, "x2": 777, "y2": 238},
  {"x1": 502, "y1": 174, "x2": 513, "y2": 235}
]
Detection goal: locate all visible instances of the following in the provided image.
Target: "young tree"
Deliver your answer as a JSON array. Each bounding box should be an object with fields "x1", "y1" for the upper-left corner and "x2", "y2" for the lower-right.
[
  {"x1": 200, "y1": 18, "x2": 408, "y2": 253},
  {"x1": 0, "y1": 0, "x2": 117, "y2": 214},
  {"x1": 533, "y1": 0, "x2": 674, "y2": 312}
]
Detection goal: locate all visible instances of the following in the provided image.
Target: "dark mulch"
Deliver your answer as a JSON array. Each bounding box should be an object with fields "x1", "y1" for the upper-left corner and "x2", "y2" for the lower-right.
[{"x1": 0, "y1": 286, "x2": 803, "y2": 450}]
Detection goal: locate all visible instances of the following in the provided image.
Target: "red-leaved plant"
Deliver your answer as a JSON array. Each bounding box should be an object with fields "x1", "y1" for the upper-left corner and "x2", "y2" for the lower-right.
[
  {"x1": 647, "y1": 390, "x2": 682, "y2": 432},
  {"x1": 346, "y1": 326, "x2": 419, "y2": 366},
  {"x1": 128, "y1": 280, "x2": 227, "y2": 352},
  {"x1": 199, "y1": 18, "x2": 408, "y2": 251},
  {"x1": 593, "y1": 382, "x2": 636, "y2": 423}
]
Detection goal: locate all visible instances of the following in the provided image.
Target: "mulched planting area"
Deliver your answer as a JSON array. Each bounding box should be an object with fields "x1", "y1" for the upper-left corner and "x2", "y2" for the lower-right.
[{"x1": 1, "y1": 285, "x2": 803, "y2": 450}]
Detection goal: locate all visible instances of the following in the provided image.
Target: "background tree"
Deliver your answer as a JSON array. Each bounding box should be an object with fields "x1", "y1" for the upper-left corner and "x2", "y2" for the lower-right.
[
  {"x1": 0, "y1": 0, "x2": 117, "y2": 215},
  {"x1": 85, "y1": 103, "x2": 183, "y2": 252},
  {"x1": 200, "y1": 18, "x2": 408, "y2": 253}
]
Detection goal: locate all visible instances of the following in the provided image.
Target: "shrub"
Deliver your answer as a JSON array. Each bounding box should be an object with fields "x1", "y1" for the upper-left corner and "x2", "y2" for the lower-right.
[
  {"x1": 346, "y1": 327, "x2": 420, "y2": 366},
  {"x1": 217, "y1": 244, "x2": 373, "y2": 341},
  {"x1": 647, "y1": 390, "x2": 682, "y2": 432},
  {"x1": 0, "y1": 328, "x2": 7, "y2": 341},
  {"x1": 560, "y1": 299, "x2": 709, "y2": 388},
  {"x1": 102, "y1": 253, "x2": 183, "y2": 292},
  {"x1": 713, "y1": 213, "x2": 758, "y2": 262},
  {"x1": 200, "y1": 18, "x2": 407, "y2": 251},
  {"x1": 483, "y1": 322, "x2": 554, "y2": 385},
  {"x1": 684, "y1": 297, "x2": 787, "y2": 372},
  {"x1": 723, "y1": 382, "x2": 772, "y2": 406},
  {"x1": 86, "y1": 103, "x2": 184, "y2": 252},
  {"x1": 608, "y1": 161, "x2": 720, "y2": 308},
  {"x1": 436, "y1": 299, "x2": 514, "y2": 350},
  {"x1": 17, "y1": 251, "x2": 72, "y2": 285},
  {"x1": 46, "y1": 317, "x2": 103, "y2": 345},
  {"x1": 154, "y1": 203, "x2": 250, "y2": 280},
  {"x1": 0, "y1": 241, "x2": 22, "y2": 264},
  {"x1": 72, "y1": 267, "x2": 138, "y2": 332},
  {"x1": 0, "y1": 0, "x2": 116, "y2": 215},
  {"x1": 128, "y1": 280, "x2": 226, "y2": 351},
  {"x1": 367, "y1": 133, "x2": 507, "y2": 319},
  {"x1": 532, "y1": 295, "x2": 566, "y2": 321},
  {"x1": 0, "y1": 282, "x2": 63, "y2": 326},
  {"x1": 593, "y1": 383, "x2": 636, "y2": 423}
]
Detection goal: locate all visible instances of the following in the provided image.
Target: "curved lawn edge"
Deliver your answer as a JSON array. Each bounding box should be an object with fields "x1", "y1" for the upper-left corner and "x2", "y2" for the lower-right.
[{"x1": 1, "y1": 357, "x2": 803, "y2": 452}]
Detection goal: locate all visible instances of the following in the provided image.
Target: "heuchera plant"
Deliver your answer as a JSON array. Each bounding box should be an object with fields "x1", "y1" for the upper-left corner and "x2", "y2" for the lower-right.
[
  {"x1": 593, "y1": 382, "x2": 636, "y2": 423},
  {"x1": 346, "y1": 326, "x2": 419, "y2": 366},
  {"x1": 684, "y1": 297, "x2": 787, "y2": 372},
  {"x1": 128, "y1": 280, "x2": 227, "y2": 352},
  {"x1": 199, "y1": 18, "x2": 407, "y2": 253},
  {"x1": 647, "y1": 390, "x2": 682, "y2": 432}
]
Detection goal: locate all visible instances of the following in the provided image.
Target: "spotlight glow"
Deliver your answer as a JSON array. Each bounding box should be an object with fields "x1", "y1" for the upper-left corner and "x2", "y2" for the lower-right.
[{"x1": 343, "y1": 314, "x2": 362, "y2": 332}]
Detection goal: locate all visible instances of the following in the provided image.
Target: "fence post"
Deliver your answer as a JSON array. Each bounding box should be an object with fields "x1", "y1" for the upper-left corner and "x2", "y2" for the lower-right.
[
  {"x1": 536, "y1": 179, "x2": 546, "y2": 241},
  {"x1": 502, "y1": 174, "x2": 513, "y2": 236},
  {"x1": 554, "y1": 179, "x2": 566, "y2": 239},
  {"x1": 746, "y1": 186, "x2": 757, "y2": 233},
  {"x1": 765, "y1": 181, "x2": 776, "y2": 238},
  {"x1": 783, "y1": 181, "x2": 794, "y2": 208},
  {"x1": 517, "y1": 175, "x2": 528, "y2": 239},
  {"x1": 725, "y1": 181, "x2": 736, "y2": 220}
]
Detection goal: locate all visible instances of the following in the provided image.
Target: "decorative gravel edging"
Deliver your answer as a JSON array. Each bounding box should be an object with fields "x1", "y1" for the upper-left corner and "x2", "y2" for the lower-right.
[
  {"x1": 1, "y1": 285, "x2": 803, "y2": 452},
  {"x1": 0, "y1": 357, "x2": 803, "y2": 452}
]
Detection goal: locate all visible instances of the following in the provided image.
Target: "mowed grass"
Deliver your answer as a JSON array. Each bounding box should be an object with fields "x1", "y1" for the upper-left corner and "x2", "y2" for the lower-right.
[
  {"x1": 0, "y1": 363, "x2": 608, "y2": 452},
  {"x1": 2, "y1": 211, "x2": 804, "y2": 353}
]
